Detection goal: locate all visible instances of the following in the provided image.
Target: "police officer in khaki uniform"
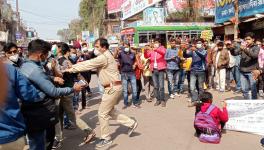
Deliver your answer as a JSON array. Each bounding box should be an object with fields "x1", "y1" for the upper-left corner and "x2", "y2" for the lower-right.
[{"x1": 66, "y1": 38, "x2": 138, "y2": 148}]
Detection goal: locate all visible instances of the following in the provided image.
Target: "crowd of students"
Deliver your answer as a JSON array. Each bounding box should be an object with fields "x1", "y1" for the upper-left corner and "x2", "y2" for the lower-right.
[{"x1": 0, "y1": 31, "x2": 264, "y2": 149}]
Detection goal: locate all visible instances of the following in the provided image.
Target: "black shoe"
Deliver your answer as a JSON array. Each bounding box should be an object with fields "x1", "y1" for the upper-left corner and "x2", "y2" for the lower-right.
[
  {"x1": 154, "y1": 101, "x2": 161, "y2": 106},
  {"x1": 128, "y1": 121, "x2": 138, "y2": 137},
  {"x1": 96, "y1": 139, "x2": 113, "y2": 148},
  {"x1": 52, "y1": 139, "x2": 62, "y2": 149}
]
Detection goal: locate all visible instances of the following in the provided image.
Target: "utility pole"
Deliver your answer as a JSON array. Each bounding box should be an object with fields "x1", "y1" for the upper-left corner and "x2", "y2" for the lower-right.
[
  {"x1": 16, "y1": 0, "x2": 20, "y2": 32},
  {"x1": 234, "y1": 0, "x2": 239, "y2": 39}
]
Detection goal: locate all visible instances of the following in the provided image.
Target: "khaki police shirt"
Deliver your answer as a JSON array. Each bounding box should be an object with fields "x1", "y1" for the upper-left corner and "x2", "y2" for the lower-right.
[{"x1": 70, "y1": 50, "x2": 121, "y2": 86}]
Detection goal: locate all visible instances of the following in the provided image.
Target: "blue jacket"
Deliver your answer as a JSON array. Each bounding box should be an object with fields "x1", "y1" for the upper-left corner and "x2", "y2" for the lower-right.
[
  {"x1": 20, "y1": 60, "x2": 74, "y2": 98},
  {"x1": 165, "y1": 48, "x2": 180, "y2": 70},
  {"x1": 0, "y1": 64, "x2": 43, "y2": 144},
  {"x1": 118, "y1": 51, "x2": 135, "y2": 73},
  {"x1": 184, "y1": 48, "x2": 207, "y2": 72}
]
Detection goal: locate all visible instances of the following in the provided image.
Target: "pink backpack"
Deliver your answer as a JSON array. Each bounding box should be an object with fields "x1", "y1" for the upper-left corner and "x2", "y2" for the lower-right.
[{"x1": 194, "y1": 105, "x2": 221, "y2": 144}]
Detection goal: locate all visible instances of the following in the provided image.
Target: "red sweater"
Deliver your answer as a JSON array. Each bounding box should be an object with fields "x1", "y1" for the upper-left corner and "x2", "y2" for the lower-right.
[{"x1": 200, "y1": 103, "x2": 229, "y2": 129}]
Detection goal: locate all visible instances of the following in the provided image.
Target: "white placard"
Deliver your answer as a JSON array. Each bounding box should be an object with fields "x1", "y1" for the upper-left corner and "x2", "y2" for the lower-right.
[{"x1": 225, "y1": 100, "x2": 264, "y2": 135}]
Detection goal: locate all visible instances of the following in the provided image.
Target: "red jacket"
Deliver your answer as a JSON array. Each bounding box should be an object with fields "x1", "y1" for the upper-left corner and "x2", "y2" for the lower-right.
[
  {"x1": 135, "y1": 54, "x2": 143, "y2": 80},
  {"x1": 200, "y1": 103, "x2": 229, "y2": 129},
  {"x1": 144, "y1": 46, "x2": 167, "y2": 71}
]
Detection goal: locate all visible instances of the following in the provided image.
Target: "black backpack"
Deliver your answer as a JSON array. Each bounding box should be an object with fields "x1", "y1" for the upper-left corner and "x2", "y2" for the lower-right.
[
  {"x1": 20, "y1": 61, "x2": 58, "y2": 132},
  {"x1": 21, "y1": 97, "x2": 58, "y2": 132}
]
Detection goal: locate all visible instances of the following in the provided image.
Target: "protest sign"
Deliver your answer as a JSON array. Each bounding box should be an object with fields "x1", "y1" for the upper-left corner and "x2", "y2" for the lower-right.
[
  {"x1": 225, "y1": 100, "x2": 264, "y2": 136},
  {"x1": 200, "y1": 30, "x2": 213, "y2": 41}
]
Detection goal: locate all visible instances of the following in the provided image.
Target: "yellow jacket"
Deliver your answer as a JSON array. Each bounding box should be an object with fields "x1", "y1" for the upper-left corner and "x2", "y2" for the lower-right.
[{"x1": 178, "y1": 49, "x2": 192, "y2": 71}]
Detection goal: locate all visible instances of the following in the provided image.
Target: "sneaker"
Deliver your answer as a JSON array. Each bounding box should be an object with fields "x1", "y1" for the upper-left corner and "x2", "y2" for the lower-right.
[
  {"x1": 128, "y1": 121, "x2": 138, "y2": 137},
  {"x1": 96, "y1": 139, "x2": 113, "y2": 148},
  {"x1": 161, "y1": 101, "x2": 166, "y2": 107},
  {"x1": 52, "y1": 139, "x2": 62, "y2": 149},
  {"x1": 154, "y1": 101, "x2": 161, "y2": 106},
  {"x1": 219, "y1": 89, "x2": 225, "y2": 93},
  {"x1": 259, "y1": 90, "x2": 264, "y2": 97},
  {"x1": 170, "y1": 94, "x2": 175, "y2": 99},
  {"x1": 132, "y1": 104, "x2": 141, "y2": 109}
]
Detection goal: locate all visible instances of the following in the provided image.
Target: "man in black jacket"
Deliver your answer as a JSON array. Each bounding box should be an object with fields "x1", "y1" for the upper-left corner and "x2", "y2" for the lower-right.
[{"x1": 232, "y1": 32, "x2": 259, "y2": 99}]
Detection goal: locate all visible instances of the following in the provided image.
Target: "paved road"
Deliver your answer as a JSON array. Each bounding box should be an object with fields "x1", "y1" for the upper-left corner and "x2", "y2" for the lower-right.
[{"x1": 61, "y1": 75, "x2": 262, "y2": 150}]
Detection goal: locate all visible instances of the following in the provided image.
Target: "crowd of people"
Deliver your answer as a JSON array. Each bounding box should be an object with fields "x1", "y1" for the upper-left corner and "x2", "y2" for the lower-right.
[
  {"x1": 114, "y1": 32, "x2": 262, "y2": 109},
  {"x1": 0, "y1": 31, "x2": 264, "y2": 149}
]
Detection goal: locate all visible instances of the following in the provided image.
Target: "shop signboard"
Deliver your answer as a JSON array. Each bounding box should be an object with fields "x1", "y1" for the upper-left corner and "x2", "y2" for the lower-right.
[
  {"x1": 239, "y1": 0, "x2": 264, "y2": 18},
  {"x1": 215, "y1": 0, "x2": 264, "y2": 24},
  {"x1": 82, "y1": 31, "x2": 90, "y2": 41},
  {"x1": 107, "y1": 0, "x2": 124, "y2": 14},
  {"x1": 166, "y1": 0, "x2": 188, "y2": 13},
  {"x1": 16, "y1": 32, "x2": 22, "y2": 40},
  {"x1": 143, "y1": 7, "x2": 165, "y2": 25},
  {"x1": 121, "y1": 0, "x2": 163, "y2": 20},
  {"x1": 215, "y1": 0, "x2": 235, "y2": 24}
]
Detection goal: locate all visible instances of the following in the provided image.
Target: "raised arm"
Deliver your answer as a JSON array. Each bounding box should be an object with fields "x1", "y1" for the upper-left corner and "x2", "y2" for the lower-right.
[
  {"x1": 243, "y1": 46, "x2": 260, "y2": 58},
  {"x1": 70, "y1": 54, "x2": 108, "y2": 73}
]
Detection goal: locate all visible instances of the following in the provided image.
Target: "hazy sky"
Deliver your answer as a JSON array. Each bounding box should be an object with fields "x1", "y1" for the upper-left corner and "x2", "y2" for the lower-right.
[{"x1": 9, "y1": 0, "x2": 81, "y2": 40}]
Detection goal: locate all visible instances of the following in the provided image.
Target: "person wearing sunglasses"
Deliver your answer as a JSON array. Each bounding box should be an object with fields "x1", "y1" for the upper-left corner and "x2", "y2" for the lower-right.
[{"x1": 3, "y1": 42, "x2": 23, "y2": 67}]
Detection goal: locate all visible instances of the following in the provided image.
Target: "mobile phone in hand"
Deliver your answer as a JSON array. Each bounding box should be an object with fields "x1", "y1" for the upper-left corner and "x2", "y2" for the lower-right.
[{"x1": 78, "y1": 80, "x2": 87, "y2": 86}]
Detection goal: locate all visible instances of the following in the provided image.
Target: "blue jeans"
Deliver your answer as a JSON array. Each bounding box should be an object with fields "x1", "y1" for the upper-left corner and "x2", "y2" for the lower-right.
[
  {"x1": 28, "y1": 130, "x2": 46, "y2": 150},
  {"x1": 240, "y1": 72, "x2": 257, "y2": 99},
  {"x1": 167, "y1": 69, "x2": 180, "y2": 95},
  {"x1": 231, "y1": 66, "x2": 241, "y2": 90},
  {"x1": 179, "y1": 69, "x2": 191, "y2": 93},
  {"x1": 121, "y1": 72, "x2": 138, "y2": 106},
  {"x1": 152, "y1": 69, "x2": 165, "y2": 101},
  {"x1": 190, "y1": 71, "x2": 205, "y2": 102}
]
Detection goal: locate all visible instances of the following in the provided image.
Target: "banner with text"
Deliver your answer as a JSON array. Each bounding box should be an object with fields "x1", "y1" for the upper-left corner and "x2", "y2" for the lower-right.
[
  {"x1": 225, "y1": 100, "x2": 264, "y2": 136},
  {"x1": 121, "y1": 0, "x2": 163, "y2": 20},
  {"x1": 107, "y1": 0, "x2": 124, "y2": 14},
  {"x1": 215, "y1": 0, "x2": 264, "y2": 24},
  {"x1": 166, "y1": 0, "x2": 188, "y2": 13}
]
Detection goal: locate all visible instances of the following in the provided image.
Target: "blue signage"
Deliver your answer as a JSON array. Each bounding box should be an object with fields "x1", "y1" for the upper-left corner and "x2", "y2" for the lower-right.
[
  {"x1": 215, "y1": 0, "x2": 235, "y2": 24},
  {"x1": 239, "y1": 0, "x2": 264, "y2": 18},
  {"x1": 215, "y1": 0, "x2": 264, "y2": 24}
]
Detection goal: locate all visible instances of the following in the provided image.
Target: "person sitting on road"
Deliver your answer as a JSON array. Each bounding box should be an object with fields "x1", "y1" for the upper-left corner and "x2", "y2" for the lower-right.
[{"x1": 194, "y1": 92, "x2": 229, "y2": 137}]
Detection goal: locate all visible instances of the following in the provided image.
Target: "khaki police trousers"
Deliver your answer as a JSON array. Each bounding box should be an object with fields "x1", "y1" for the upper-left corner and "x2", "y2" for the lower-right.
[{"x1": 99, "y1": 85, "x2": 135, "y2": 140}]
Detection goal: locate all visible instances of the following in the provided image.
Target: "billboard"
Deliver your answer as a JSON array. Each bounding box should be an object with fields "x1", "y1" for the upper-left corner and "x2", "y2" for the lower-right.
[
  {"x1": 198, "y1": 0, "x2": 215, "y2": 16},
  {"x1": 166, "y1": 0, "x2": 188, "y2": 13},
  {"x1": 215, "y1": 0, "x2": 264, "y2": 24},
  {"x1": 239, "y1": 0, "x2": 264, "y2": 18},
  {"x1": 121, "y1": 0, "x2": 163, "y2": 20},
  {"x1": 107, "y1": 0, "x2": 124, "y2": 14},
  {"x1": 143, "y1": 7, "x2": 165, "y2": 25}
]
